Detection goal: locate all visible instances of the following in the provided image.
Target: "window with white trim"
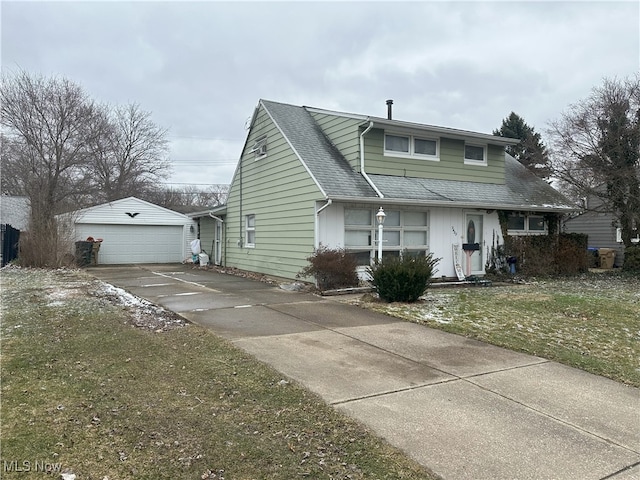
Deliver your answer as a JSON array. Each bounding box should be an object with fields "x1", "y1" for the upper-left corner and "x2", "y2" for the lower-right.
[
  {"x1": 507, "y1": 213, "x2": 547, "y2": 235},
  {"x1": 251, "y1": 136, "x2": 267, "y2": 160},
  {"x1": 464, "y1": 143, "x2": 487, "y2": 165},
  {"x1": 245, "y1": 214, "x2": 256, "y2": 247},
  {"x1": 384, "y1": 133, "x2": 439, "y2": 161},
  {"x1": 344, "y1": 208, "x2": 429, "y2": 264}
]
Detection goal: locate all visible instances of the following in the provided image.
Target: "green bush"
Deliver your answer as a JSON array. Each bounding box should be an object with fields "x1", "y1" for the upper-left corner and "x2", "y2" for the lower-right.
[
  {"x1": 298, "y1": 246, "x2": 359, "y2": 291},
  {"x1": 623, "y1": 245, "x2": 640, "y2": 273},
  {"x1": 368, "y1": 252, "x2": 440, "y2": 303}
]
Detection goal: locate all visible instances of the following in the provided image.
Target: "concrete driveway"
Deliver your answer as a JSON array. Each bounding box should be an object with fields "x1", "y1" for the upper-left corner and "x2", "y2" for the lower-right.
[{"x1": 88, "y1": 264, "x2": 640, "y2": 480}]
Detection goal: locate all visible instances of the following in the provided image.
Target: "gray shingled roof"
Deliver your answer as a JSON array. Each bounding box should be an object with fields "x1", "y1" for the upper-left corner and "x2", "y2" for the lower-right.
[
  {"x1": 368, "y1": 156, "x2": 574, "y2": 211},
  {"x1": 261, "y1": 100, "x2": 376, "y2": 198},
  {"x1": 261, "y1": 100, "x2": 574, "y2": 212}
]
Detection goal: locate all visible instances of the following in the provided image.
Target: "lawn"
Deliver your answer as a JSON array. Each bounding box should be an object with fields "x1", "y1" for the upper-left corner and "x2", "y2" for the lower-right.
[
  {"x1": 352, "y1": 272, "x2": 640, "y2": 387},
  {"x1": 0, "y1": 268, "x2": 434, "y2": 480}
]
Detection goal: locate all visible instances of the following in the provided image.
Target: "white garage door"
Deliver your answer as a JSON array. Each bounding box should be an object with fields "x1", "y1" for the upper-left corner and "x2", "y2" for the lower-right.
[{"x1": 76, "y1": 224, "x2": 184, "y2": 264}]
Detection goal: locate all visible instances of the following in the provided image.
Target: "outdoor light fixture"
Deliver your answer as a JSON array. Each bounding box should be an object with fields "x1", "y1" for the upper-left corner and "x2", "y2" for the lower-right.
[{"x1": 376, "y1": 207, "x2": 385, "y2": 261}]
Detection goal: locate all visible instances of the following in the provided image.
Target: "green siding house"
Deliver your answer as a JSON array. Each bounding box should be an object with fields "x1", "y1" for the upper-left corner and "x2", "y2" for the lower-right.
[{"x1": 195, "y1": 99, "x2": 574, "y2": 280}]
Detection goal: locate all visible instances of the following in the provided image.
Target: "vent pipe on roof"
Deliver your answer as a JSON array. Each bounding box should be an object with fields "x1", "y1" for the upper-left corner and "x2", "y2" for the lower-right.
[{"x1": 386, "y1": 99, "x2": 393, "y2": 120}]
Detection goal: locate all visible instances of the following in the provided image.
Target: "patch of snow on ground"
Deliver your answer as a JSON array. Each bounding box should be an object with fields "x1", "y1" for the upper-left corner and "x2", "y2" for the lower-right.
[
  {"x1": 46, "y1": 287, "x2": 82, "y2": 306},
  {"x1": 95, "y1": 282, "x2": 188, "y2": 332}
]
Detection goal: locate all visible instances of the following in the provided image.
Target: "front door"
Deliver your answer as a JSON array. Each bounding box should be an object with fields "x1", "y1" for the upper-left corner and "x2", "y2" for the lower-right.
[
  {"x1": 214, "y1": 220, "x2": 223, "y2": 265},
  {"x1": 465, "y1": 213, "x2": 483, "y2": 274}
]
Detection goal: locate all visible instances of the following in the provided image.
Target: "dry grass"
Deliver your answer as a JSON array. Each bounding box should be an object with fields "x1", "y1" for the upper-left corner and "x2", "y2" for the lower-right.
[
  {"x1": 354, "y1": 272, "x2": 640, "y2": 387},
  {"x1": 1, "y1": 267, "x2": 434, "y2": 480}
]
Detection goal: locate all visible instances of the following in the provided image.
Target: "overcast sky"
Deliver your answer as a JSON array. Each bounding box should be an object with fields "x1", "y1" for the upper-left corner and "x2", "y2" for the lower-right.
[{"x1": 2, "y1": 1, "x2": 638, "y2": 187}]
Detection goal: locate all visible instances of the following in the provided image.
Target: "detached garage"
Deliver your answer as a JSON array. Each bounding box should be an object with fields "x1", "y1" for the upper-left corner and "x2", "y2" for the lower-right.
[{"x1": 67, "y1": 197, "x2": 197, "y2": 264}]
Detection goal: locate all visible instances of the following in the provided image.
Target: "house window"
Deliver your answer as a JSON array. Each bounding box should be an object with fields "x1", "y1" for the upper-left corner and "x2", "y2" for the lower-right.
[
  {"x1": 251, "y1": 136, "x2": 267, "y2": 160},
  {"x1": 507, "y1": 214, "x2": 525, "y2": 231},
  {"x1": 344, "y1": 208, "x2": 429, "y2": 264},
  {"x1": 384, "y1": 134, "x2": 409, "y2": 154},
  {"x1": 464, "y1": 143, "x2": 487, "y2": 165},
  {"x1": 528, "y1": 216, "x2": 545, "y2": 232},
  {"x1": 507, "y1": 213, "x2": 547, "y2": 235},
  {"x1": 414, "y1": 138, "x2": 438, "y2": 156},
  {"x1": 384, "y1": 133, "x2": 439, "y2": 160},
  {"x1": 245, "y1": 214, "x2": 255, "y2": 247},
  {"x1": 344, "y1": 209, "x2": 372, "y2": 265}
]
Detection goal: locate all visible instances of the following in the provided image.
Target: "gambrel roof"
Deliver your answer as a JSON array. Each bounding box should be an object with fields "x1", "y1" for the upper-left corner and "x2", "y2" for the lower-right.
[{"x1": 260, "y1": 99, "x2": 575, "y2": 212}]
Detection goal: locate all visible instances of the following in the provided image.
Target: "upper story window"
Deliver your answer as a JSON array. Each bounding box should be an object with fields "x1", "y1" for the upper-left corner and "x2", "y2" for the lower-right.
[
  {"x1": 384, "y1": 133, "x2": 439, "y2": 161},
  {"x1": 507, "y1": 213, "x2": 546, "y2": 235},
  {"x1": 251, "y1": 136, "x2": 268, "y2": 160},
  {"x1": 464, "y1": 143, "x2": 487, "y2": 165}
]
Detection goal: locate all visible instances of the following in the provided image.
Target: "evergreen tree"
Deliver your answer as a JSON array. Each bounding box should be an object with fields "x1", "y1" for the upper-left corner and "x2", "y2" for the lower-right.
[{"x1": 494, "y1": 112, "x2": 552, "y2": 179}]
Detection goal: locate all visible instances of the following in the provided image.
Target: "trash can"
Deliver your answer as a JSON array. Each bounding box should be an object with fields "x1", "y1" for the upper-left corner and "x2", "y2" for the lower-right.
[
  {"x1": 598, "y1": 248, "x2": 616, "y2": 269},
  {"x1": 198, "y1": 252, "x2": 209, "y2": 266},
  {"x1": 91, "y1": 241, "x2": 101, "y2": 265},
  {"x1": 75, "y1": 241, "x2": 93, "y2": 267}
]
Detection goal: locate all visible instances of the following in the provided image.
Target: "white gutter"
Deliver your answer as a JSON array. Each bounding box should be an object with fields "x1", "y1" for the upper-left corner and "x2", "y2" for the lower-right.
[
  {"x1": 359, "y1": 121, "x2": 384, "y2": 198},
  {"x1": 314, "y1": 199, "x2": 332, "y2": 248},
  {"x1": 362, "y1": 117, "x2": 521, "y2": 146},
  {"x1": 208, "y1": 213, "x2": 224, "y2": 223},
  {"x1": 326, "y1": 196, "x2": 576, "y2": 213}
]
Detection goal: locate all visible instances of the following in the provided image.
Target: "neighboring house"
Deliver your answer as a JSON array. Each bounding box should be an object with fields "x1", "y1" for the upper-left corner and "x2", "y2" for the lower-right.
[
  {"x1": 61, "y1": 197, "x2": 197, "y2": 264},
  {"x1": 0, "y1": 195, "x2": 30, "y2": 231},
  {"x1": 209, "y1": 99, "x2": 575, "y2": 280},
  {"x1": 563, "y1": 195, "x2": 638, "y2": 268},
  {"x1": 1, "y1": 195, "x2": 30, "y2": 266}
]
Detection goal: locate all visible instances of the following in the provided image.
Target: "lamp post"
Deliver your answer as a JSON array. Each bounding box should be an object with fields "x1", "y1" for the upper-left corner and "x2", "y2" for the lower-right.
[{"x1": 376, "y1": 207, "x2": 386, "y2": 261}]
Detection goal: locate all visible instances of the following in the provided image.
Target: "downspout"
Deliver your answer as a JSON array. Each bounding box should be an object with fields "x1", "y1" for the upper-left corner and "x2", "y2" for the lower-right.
[
  {"x1": 315, "y1": 199, "x2": 332, "y2": 249},
  {"x1": 239, "y1": 158, "x2": 243, "y2": 247},
  {"x1": 359, "y1": 121, "x2": 384, "y2": 198}
]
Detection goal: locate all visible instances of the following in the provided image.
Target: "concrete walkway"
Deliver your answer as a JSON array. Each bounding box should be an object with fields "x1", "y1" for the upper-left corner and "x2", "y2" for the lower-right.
[{"x1": 87, "y1": 264, "x2": 640, "y2": 480}]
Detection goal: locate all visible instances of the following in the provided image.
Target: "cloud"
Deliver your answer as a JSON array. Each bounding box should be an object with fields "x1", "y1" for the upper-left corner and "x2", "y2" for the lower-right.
[{"x1": 2, "y1": 0, "x2": 638, "y2": 187}]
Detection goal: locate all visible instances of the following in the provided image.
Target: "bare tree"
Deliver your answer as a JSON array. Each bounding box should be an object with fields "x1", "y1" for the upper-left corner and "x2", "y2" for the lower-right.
[
  {"x1": 1, "y1": 70, "x2": 106, "y2": 265},
  {"x1": 549, "y1": 75, "x2": 640, "y2": 246},
  {"x1": 91, "y1": 103, "x2": 171, "y2": 202},
  {"x1": 142, "y1": 184, "x2": 229, "y2": 212},
  {"x1": 1, "y1": 70, "x2": 174, "y2": 266}
]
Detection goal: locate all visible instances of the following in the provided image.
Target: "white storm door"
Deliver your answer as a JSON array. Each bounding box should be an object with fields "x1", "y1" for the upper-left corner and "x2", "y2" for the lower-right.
[{"x1": 465, "y1": 213, "x2": 484, "y2": 274}]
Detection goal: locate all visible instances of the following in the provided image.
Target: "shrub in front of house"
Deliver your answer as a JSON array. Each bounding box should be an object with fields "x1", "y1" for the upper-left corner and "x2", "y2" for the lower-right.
[
  {"x1": 504, "y1": 233, "x2": 589, "y2": 276},
  {"x1": 623, "y1": 245, "x2": 640, "y2": 273},
  {"x1": 298, "y1": 246, "x2": 359, "y2": 291},
  {"x1": 369, "y1": 252, "x2": 440, "y2": 303},
  {"x1": 555, "y1": 233, "x2": 589, "y2": 274}
]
